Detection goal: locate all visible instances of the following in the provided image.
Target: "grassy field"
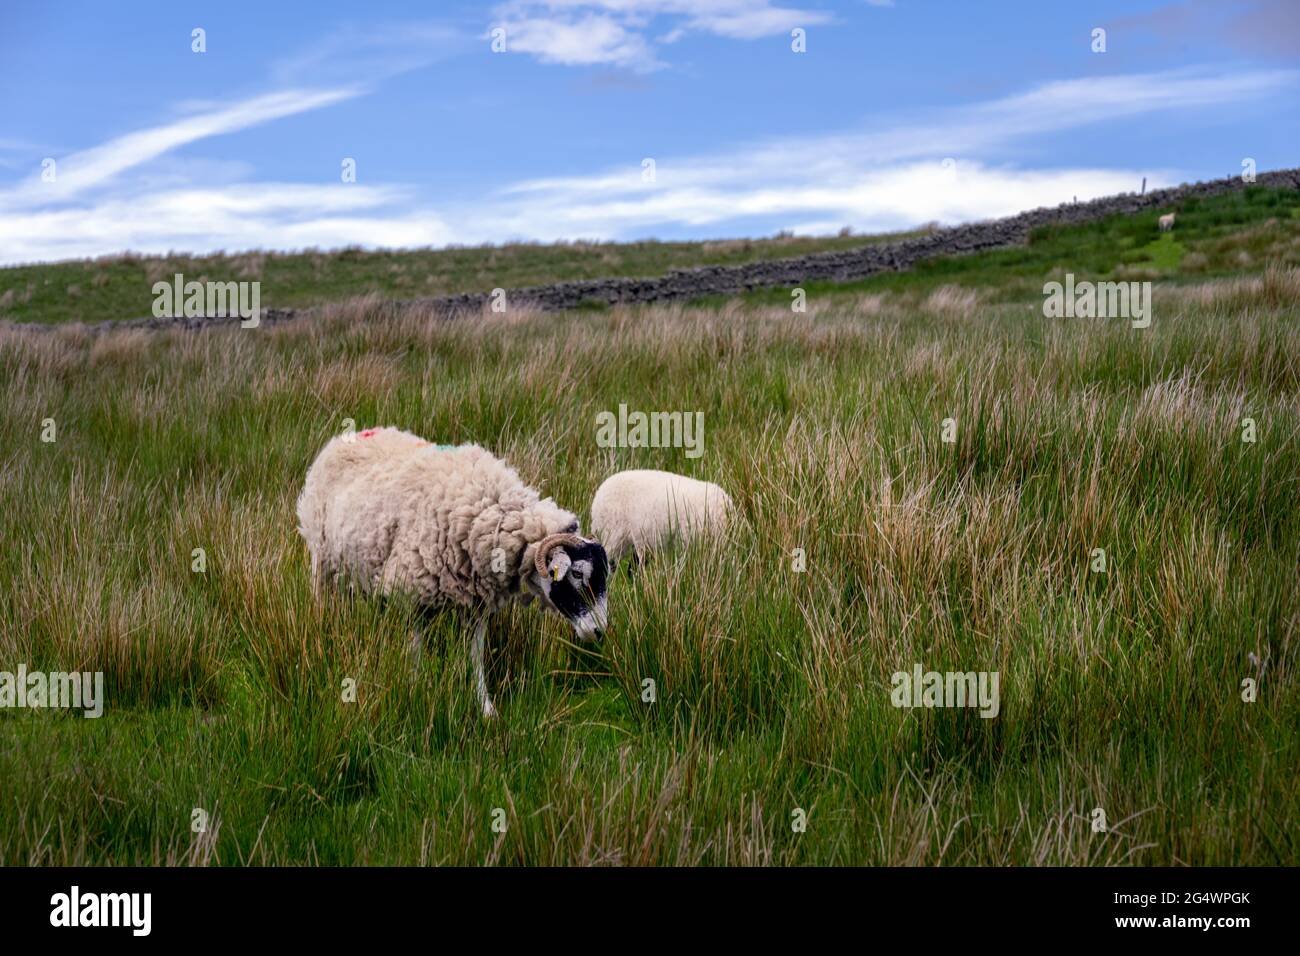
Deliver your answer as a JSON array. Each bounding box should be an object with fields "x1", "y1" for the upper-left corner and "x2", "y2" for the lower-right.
[{"x1": 1, "y1": 190, "x2": 1298, "y2": 865}]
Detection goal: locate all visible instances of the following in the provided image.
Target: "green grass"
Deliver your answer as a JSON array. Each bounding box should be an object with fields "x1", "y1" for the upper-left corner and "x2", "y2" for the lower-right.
[
  {"x1": 1136, "y1": 233, "x2": 1186, "y2": 271},
  {"x1": 1, "y1": 197, "x2": 1298, "y2": 865}
]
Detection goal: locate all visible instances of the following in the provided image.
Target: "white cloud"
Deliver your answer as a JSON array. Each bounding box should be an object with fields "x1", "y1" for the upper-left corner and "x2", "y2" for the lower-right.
[
  {"x1": 477, "y1": 162, "x2": 1177, "y2": 239},
  {"x1": 490, "y1": 0, "x2": 833, "y2": 69},
  {"x1": 0, "y1": 184, "x2": 455, "y2": 265},
  {"x1": 499, "y1": 14, "x2": 660, "y2": 70}
]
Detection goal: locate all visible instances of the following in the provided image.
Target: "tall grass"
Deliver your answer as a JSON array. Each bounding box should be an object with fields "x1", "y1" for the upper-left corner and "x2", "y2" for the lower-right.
[{"x1": 1, "y1": 267, "x2": 1297, "y2": 865}]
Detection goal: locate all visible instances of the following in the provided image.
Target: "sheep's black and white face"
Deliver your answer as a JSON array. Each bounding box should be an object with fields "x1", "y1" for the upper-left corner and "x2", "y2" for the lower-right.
[{"x1": 535, "y1": 539, "x2": 609, "y2": 641}]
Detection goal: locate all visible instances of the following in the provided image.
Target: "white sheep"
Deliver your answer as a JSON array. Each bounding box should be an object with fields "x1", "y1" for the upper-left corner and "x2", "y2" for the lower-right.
[
  {"x1": 296, "y1": 426, "x2": 609, "y2": 717},
  {"x1": 1159, "y1": 212, "x2": 1176, "y2": 232},
  {"x1": 590, "y1": 469, "x2": 734, "y2": 564}
]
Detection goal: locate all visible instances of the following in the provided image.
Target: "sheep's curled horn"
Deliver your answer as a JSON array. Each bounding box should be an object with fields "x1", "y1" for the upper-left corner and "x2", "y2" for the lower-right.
[{"x1": 534, "y1": 532, "x2": 586, "y2": 579}]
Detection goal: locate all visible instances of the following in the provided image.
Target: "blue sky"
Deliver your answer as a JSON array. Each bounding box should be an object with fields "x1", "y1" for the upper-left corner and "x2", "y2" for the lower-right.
[{"x1": 1, "y1": 0, "x2": 1297, "y2": 264}]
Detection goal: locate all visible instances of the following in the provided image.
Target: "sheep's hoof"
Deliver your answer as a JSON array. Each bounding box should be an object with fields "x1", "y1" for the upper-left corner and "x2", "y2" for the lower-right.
[{"x1": 482, "y1": 699, "x2": 499, "y2": 720}]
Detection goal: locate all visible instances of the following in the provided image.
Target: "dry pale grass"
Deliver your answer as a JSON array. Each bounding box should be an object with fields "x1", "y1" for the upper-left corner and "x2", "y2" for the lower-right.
[
  {"x1": 1162, "y1": 262, "x2": 1300, "y2": 311},
  {"x1": 312, "y1": 353, "x2": 404, "y2": 408},
  {"x1": 921, "y1": 284, "x2": 982, "y2": 317}
]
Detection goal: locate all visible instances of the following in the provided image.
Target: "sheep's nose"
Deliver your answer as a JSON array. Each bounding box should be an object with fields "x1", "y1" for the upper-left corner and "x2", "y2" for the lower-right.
[{"x1": 593, "y1": 628, "x2": 605, "y2": 641}]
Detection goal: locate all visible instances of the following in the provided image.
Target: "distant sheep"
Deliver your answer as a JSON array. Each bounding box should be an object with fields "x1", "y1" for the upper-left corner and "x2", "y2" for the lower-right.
[
  {"x1": 296, "y1": 427, "x2": 608, "y2": 717},
  {"x1": 1159, "y1": 212, "x2": 1176, "y2": 232},
  {"x1": 591, "y1": 469, "x2": 734, "y2": 564}
]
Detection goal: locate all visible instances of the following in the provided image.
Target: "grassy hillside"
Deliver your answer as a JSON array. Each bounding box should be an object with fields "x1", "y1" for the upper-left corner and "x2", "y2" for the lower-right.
[
  {"x1": 1, "y1": 196, "x2": 1297, "y2": 865},
  {"x1": 0, "y1": 229, "x2": 901, "y2": 326},
  {"x1": 737, "y1": 185, "x2": 1300, "y2": 306}
]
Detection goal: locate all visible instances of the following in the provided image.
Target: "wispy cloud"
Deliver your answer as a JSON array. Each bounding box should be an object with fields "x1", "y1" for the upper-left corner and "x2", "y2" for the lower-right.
[
  {"x1": 489, "y1": 0, "x2": 834, "y2": 70},
  {"x1": 270, "y1": 21, "x2": 469, "y2": 86},
  {"x1": 2, "y1": 88, "x2": 362, "y2": 209}
]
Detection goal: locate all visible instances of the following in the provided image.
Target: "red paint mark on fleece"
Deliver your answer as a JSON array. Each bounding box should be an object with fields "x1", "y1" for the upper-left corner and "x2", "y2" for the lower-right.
[{"x1": 359, "y1": 428, "x2": 380, "y2": 439}]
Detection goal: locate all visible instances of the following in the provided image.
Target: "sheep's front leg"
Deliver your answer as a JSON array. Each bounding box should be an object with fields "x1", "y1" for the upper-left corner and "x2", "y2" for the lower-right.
[{"x1": 472, "y1": 614, "x2": 497, "y2": 719}]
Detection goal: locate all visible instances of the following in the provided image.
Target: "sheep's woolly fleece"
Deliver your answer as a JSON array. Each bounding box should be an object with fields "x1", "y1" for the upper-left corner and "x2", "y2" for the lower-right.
[
  {"x1": 590, "y1": 469, "x2": 733, "y2": 562},
  {"x1": 296, "y1": 427, "x2": 578, "y2": 609}
]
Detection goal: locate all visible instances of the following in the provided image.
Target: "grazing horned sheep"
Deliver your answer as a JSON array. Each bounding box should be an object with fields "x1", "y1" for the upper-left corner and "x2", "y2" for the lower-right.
[
  {"x1": 296, "y1": 427, "x2": 609, "y2": 717},
  {"x1": 591, "y1": 469, "x2": 734, "y2": 564},
  {"x1": 1158, "y1": 212, "x2": 1176, "y2": 232}
]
